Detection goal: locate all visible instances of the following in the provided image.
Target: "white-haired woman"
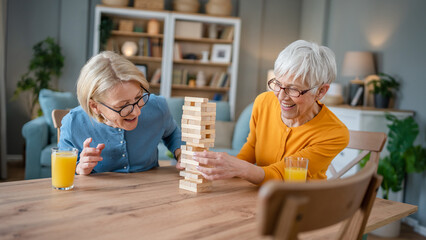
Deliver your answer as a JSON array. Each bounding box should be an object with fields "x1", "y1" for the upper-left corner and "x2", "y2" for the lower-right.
[
  {"x1": 59, "y1": 51, "x2": 182, "y2": 175},
  {"x1": 194, "y1": 40, "x2": 349, "y2": 184}
]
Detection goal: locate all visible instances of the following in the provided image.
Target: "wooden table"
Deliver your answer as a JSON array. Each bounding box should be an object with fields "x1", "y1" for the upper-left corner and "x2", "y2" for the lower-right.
[{"x1": 0, "y1": 166, "x2": 417, "y2": 240}]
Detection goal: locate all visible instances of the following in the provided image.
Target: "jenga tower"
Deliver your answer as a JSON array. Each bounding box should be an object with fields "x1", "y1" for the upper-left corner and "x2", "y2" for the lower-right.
[{"x1": 179, "y1": 97, "x2": 216, "y2": 192}]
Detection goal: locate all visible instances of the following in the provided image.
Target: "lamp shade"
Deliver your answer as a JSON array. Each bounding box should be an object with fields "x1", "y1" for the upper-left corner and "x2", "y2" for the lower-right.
[{"x1": 342, "y1": 51, "x2": 375, "y2": 79}]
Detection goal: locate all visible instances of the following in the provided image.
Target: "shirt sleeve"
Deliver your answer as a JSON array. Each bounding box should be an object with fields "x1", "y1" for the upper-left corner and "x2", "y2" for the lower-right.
[
  {"x1": 159, "y1": 97, "x2": 183, "y2": 155},
  {"x1": 260, "y1": 125, "x2": 349, "y2": 184}
]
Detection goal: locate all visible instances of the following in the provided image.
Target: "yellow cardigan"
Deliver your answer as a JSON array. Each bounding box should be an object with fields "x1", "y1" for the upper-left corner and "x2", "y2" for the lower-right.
[{"x1": 237, "y1": 92, "x2": 349, "y2": 184}]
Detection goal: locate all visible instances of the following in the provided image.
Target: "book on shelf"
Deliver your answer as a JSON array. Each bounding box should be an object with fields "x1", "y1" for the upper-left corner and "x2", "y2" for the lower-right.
[
  {"x1": 209, "y1": 72, "x2": 229, "y2": 88},
  {"x1": 172, "y1": 69, "x2": 182, "y2": 85},
  {"x1": 220, "y1": 26, "x2": 234, "y2": 40},
  {"x1": 150, "y1": 68, "x2": 161, "y2": 84},
  {"x1": 151, "y1": 38, "x2": 162, "y2": 58}
]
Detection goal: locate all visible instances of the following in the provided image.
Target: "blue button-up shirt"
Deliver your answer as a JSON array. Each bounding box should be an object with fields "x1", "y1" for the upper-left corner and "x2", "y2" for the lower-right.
[{"x1": 59, "y1": 94, "x2": 182, "y2": 173}]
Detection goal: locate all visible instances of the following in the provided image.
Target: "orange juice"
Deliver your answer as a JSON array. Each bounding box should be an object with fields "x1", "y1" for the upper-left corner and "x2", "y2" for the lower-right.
[
  {"x1": 51, "y1": 149, "x2": 78, "y2": 190},
  {"x1": 284, "y1": 167, "x2": 308, "y2": 182}
]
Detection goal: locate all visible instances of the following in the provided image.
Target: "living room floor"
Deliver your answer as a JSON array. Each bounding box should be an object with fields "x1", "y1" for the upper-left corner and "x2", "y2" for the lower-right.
[{"x1": 1, "y1": 160, "x2": 425, "y2": 240}]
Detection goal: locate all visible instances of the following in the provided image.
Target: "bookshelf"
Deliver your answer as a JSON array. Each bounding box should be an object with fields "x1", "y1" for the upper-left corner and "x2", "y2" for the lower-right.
[{"x1": 94, "y1": 5, "x2": 241, "y2": 119}]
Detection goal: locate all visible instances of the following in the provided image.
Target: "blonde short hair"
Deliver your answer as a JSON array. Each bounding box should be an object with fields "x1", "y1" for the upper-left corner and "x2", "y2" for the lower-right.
[
  {"x1": 274, "y1": 40, "x2": 336, "y2": 88},
  {"x1": 77, "y1": 51, "x2": 149, "y2": 121}
]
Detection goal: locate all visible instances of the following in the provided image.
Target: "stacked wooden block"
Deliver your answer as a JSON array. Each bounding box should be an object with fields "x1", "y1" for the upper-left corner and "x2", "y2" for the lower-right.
[{"x1": 179, "y1": 97, "x2": 216, "y2": 192}]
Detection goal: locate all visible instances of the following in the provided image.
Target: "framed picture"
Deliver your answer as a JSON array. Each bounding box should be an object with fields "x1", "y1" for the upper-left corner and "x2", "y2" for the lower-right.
[
  {"x1": 211, "y1": 44, "x2": 232, "y2": 63},
  {"x1": 135, "y1": 64, "x2": 148, "y2": 78}
]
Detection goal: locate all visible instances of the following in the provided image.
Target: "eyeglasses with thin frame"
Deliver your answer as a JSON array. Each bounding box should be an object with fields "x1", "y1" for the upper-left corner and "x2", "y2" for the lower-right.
[
  {"x1": 267, "y1": 78, "x2": 317, "y2": 97},
  {"x1": 99, "y1": 86, "x2": 150, "y2": 117}
]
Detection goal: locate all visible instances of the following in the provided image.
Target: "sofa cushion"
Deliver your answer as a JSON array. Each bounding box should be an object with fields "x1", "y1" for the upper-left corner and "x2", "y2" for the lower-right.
[
  {"x1": 232, "y1": 103, "x2": 253, "y2": 150},
  {"x1": 39, "y1": 89, "x2": 79, "y2": 143},
  {"x1": 40, "y1": 143, "x2": 58, "y2": 167},
  {"x1": 214, "y1": 121, "x2": 235, "y2": 149}
]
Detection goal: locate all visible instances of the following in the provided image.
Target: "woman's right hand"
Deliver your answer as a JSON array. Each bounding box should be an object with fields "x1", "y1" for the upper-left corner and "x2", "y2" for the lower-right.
[{"x1": 76, "y1": 138, "x2": 105, "y2": 175}]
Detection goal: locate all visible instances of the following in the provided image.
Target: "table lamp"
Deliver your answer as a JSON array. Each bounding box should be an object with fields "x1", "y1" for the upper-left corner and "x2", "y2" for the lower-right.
[
  {"x1": 121, "y1": 41, "x2": 138, "y2": 57},
  {"x1": 342, "y1": 51, "x2": 375, "y2": 106}
]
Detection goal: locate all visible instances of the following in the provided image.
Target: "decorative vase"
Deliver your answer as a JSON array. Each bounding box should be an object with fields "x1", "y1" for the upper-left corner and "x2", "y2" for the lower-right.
[
  {"x1": 206, "y1": 0, "x2": 232, "y2": 16},
  {"x1": 147, "y1": 19, "x2": 160, "y2": 35},
  {"x1": 374, "y1": 94, "x2": 390, "y2": 108},
  {"x1": 196, "y1": 71, "x2": 206, "y2": 87},
  {"x1": 173, "y1": 0, "x2": 200, "y2": 13}
]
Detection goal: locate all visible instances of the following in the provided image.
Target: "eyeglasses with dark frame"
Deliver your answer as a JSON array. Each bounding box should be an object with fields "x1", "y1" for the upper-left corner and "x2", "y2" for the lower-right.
[
  {"x1": 267, "y1": 78, "x2": 317, "y2": 97},
  {"x1": 99, "y1": 86, "x2": 150, "y2": 117}
]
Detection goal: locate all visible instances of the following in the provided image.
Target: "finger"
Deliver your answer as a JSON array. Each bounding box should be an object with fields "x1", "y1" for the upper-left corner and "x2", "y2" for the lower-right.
[
  {"x1": 194, "y1": 150, "x2": 217, "y2": 158},
  {"x1": 81, "y1": 147, "x2": 101, "y2": 156},
  {"x1": 78, "y1": 161, "x2": 98, "y2": 170},
  {"x1": 96, "y1": 143, "x2": 105, "y2": 151},
  {"x1": 83, "y1": 138, "x2": 92, "y2": 149},
  {"x1": 194, "y1": 156, "x2": 214, "y2": 166},
  {"x1": 80, "y1": 156, "x2": 103, "y2": 163}
]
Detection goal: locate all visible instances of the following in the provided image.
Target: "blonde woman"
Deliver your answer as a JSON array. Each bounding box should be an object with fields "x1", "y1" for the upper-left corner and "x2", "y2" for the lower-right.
[{"x1": 59, "y1": 51, "x2": 182, "y2": 175}]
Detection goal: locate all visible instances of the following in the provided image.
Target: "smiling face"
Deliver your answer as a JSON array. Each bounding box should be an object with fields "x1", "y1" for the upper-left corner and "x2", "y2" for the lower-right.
[
  {"x1": 274, "y1": 76, "x2": 329, "y2": 127},
  {"x1": 90, "y1": 81, "x2": 144, "y2": 131}
]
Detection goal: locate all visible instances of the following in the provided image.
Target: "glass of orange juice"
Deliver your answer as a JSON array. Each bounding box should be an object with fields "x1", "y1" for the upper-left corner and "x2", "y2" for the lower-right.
[
  {"x1": 284, "y1": 157, "x2": 309, "y2": 182},
  {"x1": 51, "y1": 147, "x2": 78, "y2": 190}
]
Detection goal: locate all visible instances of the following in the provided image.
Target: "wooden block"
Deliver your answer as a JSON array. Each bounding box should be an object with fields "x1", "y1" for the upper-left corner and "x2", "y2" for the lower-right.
[
  {"x1": 119, "y1": 20, "x2": 134, "y2": 32},
  {"x1": 183, "y1": 134, "x2": 216, "y2": 142},
  {"x1": 184, "y1": 119, "x2": 216, "y2": 126},
  {"x1": 180, "y1": 170, "x2": 204, "y2": 181},
  {"x1": 183, "y1": 110, "x2": 216, "y2": 117},
  {"x1": 184, "y1": 96, "x2": 208, "y2": 103},
  {"x1": 181, "y1": 158, "x2": 199, "y2": 166},
  {"x1": 182, "y1": 114, "x2": 215, "y2": 121},
  {"x1": 181, "y1": 128, "x2": 216, "y2": 135},
  {"x1": 184, "y1": 141, "x2": 214, "y2": 148},
  {"x1": 179, "y1": 179, "x2": 212, "y2": 193},
  {"x1": 182, "y1": 104, "x2": 216, "y2": 113},
  {"x1": 183, "y1": 145, "x2": 206, "y2": 152},
  {"x1": 185, "y1": 164, "x2": 200, "y2": 173}
]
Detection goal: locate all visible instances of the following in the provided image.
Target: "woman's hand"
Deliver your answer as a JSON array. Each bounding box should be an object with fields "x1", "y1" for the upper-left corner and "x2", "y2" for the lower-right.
[
  {"x1": 174, "y1": 148, "x2": 184, "y2": 170},
  {"x1": 193, "y1": 151, "x2": 265, "y2": 184},
  {"x1": 76, "y1": 138, "x2": 105, "y2": 175}
]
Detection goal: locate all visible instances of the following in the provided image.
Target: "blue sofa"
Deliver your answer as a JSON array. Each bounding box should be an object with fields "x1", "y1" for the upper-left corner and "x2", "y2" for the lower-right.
[{"x1": 22, "y1": 90, "x2": 253, "y2": 179}]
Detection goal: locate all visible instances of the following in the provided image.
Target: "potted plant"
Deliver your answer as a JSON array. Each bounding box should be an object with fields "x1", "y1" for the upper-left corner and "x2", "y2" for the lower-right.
[
  {"x1": 13, "y1": 37, "x2": 64, "y2": 117},
  {"x1": 362, "y1": 113, "x2": 426, "y2": 237},
  {"x1": 367, "y1": 73, "x2": 400, "y2": 108}
]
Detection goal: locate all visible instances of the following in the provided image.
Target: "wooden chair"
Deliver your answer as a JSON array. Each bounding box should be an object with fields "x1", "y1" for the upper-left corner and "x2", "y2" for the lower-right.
[
  {"x1": 328, "y1": 130, "x2": 387, "y2": 179},
  {"x1": 258, "y1": 160, "x2": 382, "y2": 240},
  {"x1": 51, "y1": 109, "x2": 70, "y2": 143}
]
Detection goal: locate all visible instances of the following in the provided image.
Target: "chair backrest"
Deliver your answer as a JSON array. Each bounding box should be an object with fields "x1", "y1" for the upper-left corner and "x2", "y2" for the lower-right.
[
  {"x1": 258, "y1": 160, "x2": 382, "y2": 240},
  {"x1": 328, "y1": 130, "x2": 387, "y2": 179},
  {"x1": 51, "y1": 109, "x2": 70, "y2": 143}
]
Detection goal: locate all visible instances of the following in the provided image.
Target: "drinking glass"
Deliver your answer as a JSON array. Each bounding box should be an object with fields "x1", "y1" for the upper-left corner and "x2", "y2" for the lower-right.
[
  {"x1": 51, "y1": 147, "x2": 78, "y2": 190},
  {"x1": 284, "y1": 157, "x2": 309, "y2": 182}
]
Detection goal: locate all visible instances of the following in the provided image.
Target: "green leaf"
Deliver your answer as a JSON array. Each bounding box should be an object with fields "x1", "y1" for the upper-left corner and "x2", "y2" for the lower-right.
[{"x1": 13, "y1": 37, "x2": 64, "y2": 115}]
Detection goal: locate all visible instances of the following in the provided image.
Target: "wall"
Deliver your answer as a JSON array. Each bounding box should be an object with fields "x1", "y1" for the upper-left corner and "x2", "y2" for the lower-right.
[
  {"x1": 236, "y1": 0, "x2": 301, "y2": 117},
  {"x1": 5, "y1": 0, "x2": 89, "y2": 155},
  {"x1": 322, "y1": 0, "x2": 426, "y2": 231}
]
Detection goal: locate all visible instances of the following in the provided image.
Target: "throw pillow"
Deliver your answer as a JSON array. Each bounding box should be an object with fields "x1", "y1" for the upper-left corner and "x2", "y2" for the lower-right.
[
  {"x1": 214, "y1": 120, "x2": 235, "y2": 149},
  {"x1": 39, "y1": 89, "x2": 79, "y2": 140}
]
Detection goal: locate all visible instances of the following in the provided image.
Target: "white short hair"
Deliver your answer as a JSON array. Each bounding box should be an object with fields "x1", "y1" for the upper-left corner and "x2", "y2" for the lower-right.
[
  {"x1": 77, "y1": 51, "x2": 149, "y2": 121},
  {"x1": 274, "y1": 40, "x2": 336, "y2": 88}
]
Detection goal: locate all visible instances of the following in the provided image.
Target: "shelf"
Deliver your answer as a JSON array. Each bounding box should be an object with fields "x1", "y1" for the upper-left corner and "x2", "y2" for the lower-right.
[
  {"x1": 126, "y1": 56, "x2": 162, "y2": 63},
  {"x1": 175, "y1": 37, "x2": 232, "y2": 44},
  {"x1": 171, "y1": 84, "x2": 229, "y2": 92},
  {"x1": 111, "y1": 30, "x2": 163, "y2": 39},
  {"x1": 173, "y1": 59, "x2": 231, "y2": 67}
]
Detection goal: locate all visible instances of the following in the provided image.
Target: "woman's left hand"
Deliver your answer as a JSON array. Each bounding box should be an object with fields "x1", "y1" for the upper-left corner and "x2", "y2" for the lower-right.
[{"x1": 193, "y1": 151, "x2": 242, "y2": 180}]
